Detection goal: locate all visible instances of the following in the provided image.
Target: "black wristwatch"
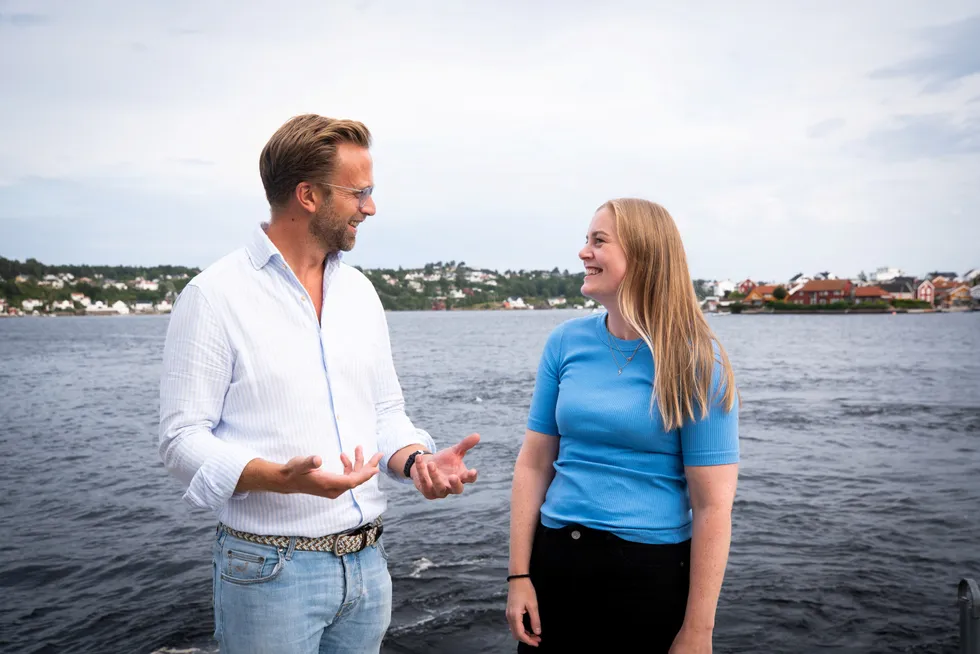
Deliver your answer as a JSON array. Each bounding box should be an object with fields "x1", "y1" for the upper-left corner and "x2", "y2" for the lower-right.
[{"x1": 403, "y1": 449, "x2": 428, "y2": 478}]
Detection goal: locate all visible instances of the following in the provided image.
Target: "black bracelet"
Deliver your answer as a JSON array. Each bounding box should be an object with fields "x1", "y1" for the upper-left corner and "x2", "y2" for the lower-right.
[{"x1": 507, "y1": 573, "x2": 531, "y2": 581}]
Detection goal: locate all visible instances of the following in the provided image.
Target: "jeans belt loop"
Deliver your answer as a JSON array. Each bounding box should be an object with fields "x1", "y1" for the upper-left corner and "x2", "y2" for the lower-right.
[{"x1": 285, "y1": 535, "x2": 297, "y2": 561}]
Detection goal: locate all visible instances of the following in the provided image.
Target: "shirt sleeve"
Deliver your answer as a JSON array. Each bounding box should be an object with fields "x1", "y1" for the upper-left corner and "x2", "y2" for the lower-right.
[
  {"x1": 158, "y1": 284, "x2": 260, "y2": 511},
  {"x1": 526, "y1": 323, "x2": 564, "y2": 437},
  {"x1": 372, "y1": 299, "x2": 436, "y2": 483},
  {"x1": 680, "y1": 351, "x2": 740, "y2": 467}
]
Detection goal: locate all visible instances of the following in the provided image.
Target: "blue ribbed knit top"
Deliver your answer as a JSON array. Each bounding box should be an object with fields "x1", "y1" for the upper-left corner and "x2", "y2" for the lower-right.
[{"x1": 527, "y1": 312, "x2": 739, "y2": 545}]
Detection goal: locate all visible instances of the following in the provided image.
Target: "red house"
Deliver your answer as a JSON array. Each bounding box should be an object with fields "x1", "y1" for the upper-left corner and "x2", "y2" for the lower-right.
[
  {"x1": 789, "y1": 279, "x2": 853, "y2": 305},
  {"x1": 917, "y1": 280, "x2": 934, "y2": 305},
  {"x1": 737, "y1": 279, "x2": 757, "y2": 295},
  {"x1": 853, "y1": 286, "x2": 890, "y2": 304}
]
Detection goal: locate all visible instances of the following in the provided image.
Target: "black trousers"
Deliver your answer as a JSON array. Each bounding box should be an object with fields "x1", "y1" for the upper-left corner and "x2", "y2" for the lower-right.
[{"x1": 517, "y1": 521, "x2": 691, "y2": 653}]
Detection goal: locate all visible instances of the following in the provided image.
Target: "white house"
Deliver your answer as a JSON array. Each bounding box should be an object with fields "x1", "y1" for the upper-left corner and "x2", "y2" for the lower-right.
[
  {"x1": 70, "y1": 293, "x2": 91, "y2": 306},
  {"x1": 86, "y1": 300, "x2": 130, "y2": 315},
  {"x1": 134, "y1": 302, "x2": 155, "y2": 313},
  {"x1": 86, "y1": 301, "x2": 113, "y2": 314},
  {"x1": 155, "y1": 300, "x2": 173, "y2": 313},
  {"x1": 504, "y1": 297, "x2": 528, "y2": 309},
  {"x1": 960, "y1": 268, "x2": 980, "y2": 284},
  {"x1": 133, "y1": 278, "x2": 160, "y2": 291},
  {"x1": 548, "y1": 297, "x2": 567, "y2": 307},
  {"x1": 407, "y1": 280, "x2": 423, "y2": 293},
  {"x1": 713, "y1": 279, "x2": 736, "y2": 297},
  {"x1": 51, "y1": 299, "x2": 74, "y2": 311},
  {"x1": 22, "y1": 299, "x2": 44, "y2": 312},
  {"x1": 872, "y1": 266, "x2": 905, "y2": 283}
]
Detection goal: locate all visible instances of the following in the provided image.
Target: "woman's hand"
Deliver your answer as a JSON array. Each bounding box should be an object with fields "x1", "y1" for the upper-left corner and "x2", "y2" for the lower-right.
[
  {"x1": 669, "y1": 624, "x2": 712, "y2": 653},
  {"x1": 506, "y1": 578, "x2": 542, "y2": 647}
]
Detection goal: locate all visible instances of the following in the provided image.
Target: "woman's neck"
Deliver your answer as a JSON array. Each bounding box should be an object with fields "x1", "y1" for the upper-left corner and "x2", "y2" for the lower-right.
[{"x1": 604, "y1": 306, "x2": 640, "y2": 340}]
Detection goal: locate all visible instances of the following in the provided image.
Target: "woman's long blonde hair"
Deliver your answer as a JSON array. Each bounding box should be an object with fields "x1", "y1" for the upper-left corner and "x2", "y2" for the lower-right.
[{"x1": 605, "y1": 198, "x2": 737, "y2": 430}]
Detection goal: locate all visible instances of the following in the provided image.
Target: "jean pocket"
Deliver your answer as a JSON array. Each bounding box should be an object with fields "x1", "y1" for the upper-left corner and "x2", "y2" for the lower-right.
[
  {"x1": 375, "y1": 536, "x2": 390, "y2": 562},
  {"x1": 219, "y1": 540, "x2": 284, "y2": 586}
]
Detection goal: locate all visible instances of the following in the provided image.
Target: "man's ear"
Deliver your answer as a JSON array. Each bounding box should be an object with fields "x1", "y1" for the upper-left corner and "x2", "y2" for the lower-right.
[{"x1": 294, "y1": 181, "x2": 319, "y2": 214}]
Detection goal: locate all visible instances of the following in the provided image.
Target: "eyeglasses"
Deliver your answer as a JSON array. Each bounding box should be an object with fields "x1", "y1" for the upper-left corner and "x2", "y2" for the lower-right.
[{"x1": 323, "y1": 183, "x2": 374, "y2": 211}]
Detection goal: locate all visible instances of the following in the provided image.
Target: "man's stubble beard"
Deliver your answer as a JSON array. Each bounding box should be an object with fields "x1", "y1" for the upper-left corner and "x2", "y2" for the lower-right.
[{"x1": 309, "y1": 204, "x2": 357, "y2": 253}]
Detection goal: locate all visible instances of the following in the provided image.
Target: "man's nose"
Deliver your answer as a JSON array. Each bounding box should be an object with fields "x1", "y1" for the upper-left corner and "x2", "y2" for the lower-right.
[{"x1": 361, "y1": 196, "x2": 376, "y2": 216}]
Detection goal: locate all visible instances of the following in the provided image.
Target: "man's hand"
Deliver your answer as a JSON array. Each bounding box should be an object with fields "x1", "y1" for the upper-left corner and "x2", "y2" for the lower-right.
[
  {"x1": 280, "y1": 446, "x2": 383, "y2": 499},
  {"x1": 410, "y1": 433, "x2": 480, "y2": 500}
]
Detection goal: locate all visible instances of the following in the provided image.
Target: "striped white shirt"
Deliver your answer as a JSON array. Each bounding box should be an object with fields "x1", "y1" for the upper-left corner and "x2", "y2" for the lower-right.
[{"x1": 158, "y1": 224, "x2": 435, "y2": 537}]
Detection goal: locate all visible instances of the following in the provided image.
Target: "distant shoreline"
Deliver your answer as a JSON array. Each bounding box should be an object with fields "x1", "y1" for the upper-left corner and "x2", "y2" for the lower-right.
[{"x1": 3, "y1": 307, "x2": 978, "y2": 318}]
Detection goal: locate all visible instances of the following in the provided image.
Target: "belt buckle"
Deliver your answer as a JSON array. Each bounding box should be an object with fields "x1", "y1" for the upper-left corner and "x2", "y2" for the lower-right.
[{"x1": 332, "y1": 534, "x2": 349, "y2": 556}]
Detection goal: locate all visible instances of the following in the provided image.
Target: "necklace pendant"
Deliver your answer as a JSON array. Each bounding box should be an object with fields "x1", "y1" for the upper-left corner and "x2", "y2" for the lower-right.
[{"x1": 618, "y1": 369, "x2": 623, "y2": 375}]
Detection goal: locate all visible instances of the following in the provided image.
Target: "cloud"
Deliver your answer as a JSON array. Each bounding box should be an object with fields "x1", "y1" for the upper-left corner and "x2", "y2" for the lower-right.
[
  {"x1": 0, "y1": 1, "x2": 977, "y2": 280},
  {"x1": 863, "y1": 114, "x2": 980, "y2": 159},
  {"x1": 870, "y1": 14, "x2": 980, "y2": 92},
  {"x1": 0, "y1": 11, "x2": 49, "y2": 27},
  {"x1": 808, "y1": 118, "x2": 846, "y2": 139}
]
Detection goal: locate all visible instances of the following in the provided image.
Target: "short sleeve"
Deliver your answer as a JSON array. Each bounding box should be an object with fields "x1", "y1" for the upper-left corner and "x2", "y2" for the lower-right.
[
  {"x1": 680, "y1": 354, "x2": 739, "y2": 467},
  {"x1": 526, "y1": 324, "x2": 564, "y2": 437}
]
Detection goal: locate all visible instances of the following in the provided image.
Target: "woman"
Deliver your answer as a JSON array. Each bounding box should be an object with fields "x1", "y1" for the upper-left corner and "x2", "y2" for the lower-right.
[{"x1": 506, "y1": 199, "x2": 739, "y2": 653}]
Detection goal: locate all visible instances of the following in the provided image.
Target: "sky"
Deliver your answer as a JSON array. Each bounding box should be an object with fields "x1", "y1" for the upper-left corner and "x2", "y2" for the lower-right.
[{"x1": 0, "y1": 0, "x2": 978, "y2": 282}]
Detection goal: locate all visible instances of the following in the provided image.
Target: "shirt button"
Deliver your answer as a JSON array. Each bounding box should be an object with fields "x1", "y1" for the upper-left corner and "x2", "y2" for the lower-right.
[{"x1": 570, "y1": 530, "x2": 581, "y2": 540}]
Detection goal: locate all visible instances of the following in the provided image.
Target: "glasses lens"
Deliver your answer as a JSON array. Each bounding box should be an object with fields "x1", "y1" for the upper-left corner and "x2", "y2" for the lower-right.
[{"x1": 359, "y1": 186, "x2": 373, "y2": 209}]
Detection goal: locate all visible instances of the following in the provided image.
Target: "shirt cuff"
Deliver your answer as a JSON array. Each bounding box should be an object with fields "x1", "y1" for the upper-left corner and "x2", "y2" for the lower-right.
[
  {"x1": 182, "y1": 447, "x2": 260, "y2": 512},
  {"x1": 381, "y1": 427, "x2": 437, "y2": 484}
]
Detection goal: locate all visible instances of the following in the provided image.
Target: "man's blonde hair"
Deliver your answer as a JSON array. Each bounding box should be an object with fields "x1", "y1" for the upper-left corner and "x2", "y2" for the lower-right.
[{"x1": 259, "y1": 114, "x2": 372, "y2": 210}]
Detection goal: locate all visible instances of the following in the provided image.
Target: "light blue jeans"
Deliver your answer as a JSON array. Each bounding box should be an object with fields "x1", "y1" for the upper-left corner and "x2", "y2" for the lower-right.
[{"x1": 211, "y1": 527, "x2": 392, "y2": 654}]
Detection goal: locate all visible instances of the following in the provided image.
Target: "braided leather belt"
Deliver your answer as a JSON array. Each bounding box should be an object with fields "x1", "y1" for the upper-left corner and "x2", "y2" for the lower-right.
[{"x1": 220, "y1": 517, "x2": 383, "y2": 556}]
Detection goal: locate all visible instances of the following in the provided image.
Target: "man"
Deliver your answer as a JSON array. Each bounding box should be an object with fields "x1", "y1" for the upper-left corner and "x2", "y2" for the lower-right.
[{"x1": 159, "y1": 114, "x2": 480, "y2": 654}]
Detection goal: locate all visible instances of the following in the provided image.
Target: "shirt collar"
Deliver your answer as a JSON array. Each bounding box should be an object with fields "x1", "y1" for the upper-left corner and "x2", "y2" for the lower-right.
[
  {"x1": 246, "y1": 223, "x2": 280, "y2": 270},
  {"x1": 245, "y1": 222, "x2": 345, "y2": 272}
]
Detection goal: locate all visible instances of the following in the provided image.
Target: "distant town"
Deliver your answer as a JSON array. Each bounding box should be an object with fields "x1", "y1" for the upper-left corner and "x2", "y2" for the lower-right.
[{"x1": 1, "y1": 256, "x2": 978, "y2": 317}]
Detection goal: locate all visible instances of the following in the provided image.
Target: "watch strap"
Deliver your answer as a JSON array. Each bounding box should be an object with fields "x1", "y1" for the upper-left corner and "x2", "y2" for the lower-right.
[{"x1": 403, "y1": 449, "x2": 427, "y2": 478}]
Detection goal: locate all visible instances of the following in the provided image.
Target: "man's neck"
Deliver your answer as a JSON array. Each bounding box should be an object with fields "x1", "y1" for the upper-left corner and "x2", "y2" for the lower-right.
[{"x1": 265, "y1": 214, "x2": 335, "y2": 278}]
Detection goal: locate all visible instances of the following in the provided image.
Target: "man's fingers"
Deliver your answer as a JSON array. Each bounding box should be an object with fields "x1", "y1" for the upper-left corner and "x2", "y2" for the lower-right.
[
  {"x1": 354, "y1": 466, "x2": 379, "y2": 485},
  {"x1": 340, "y1": 453, "x2": 353, "y2": 475},
  {"x1": 453, "y1": 433, "x2": 481, "y2": 457},
  {"x1": 428, "y1": 461, "x2": 450, "y2": 497},
  {"x1": 447, "y1": 475, "x2": 463, "y2": 494},
  {"x1": 368, "y1": 452, "x2": 383, "y2": 469},
  {"x1": 461, "y1": 468, "x2": 478, "y2": 484},
  {"x1": 415, "y1": 455, "x2": 434, "y2": 493},
  {"x1": 354, "y1": 445, "x2": 364, "y2": 471}
]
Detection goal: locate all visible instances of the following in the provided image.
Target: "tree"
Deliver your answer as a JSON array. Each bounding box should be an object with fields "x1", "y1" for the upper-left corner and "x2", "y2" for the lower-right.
[{"x1": 773, "y1": 285, "x2": 788, "y2": 301}]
